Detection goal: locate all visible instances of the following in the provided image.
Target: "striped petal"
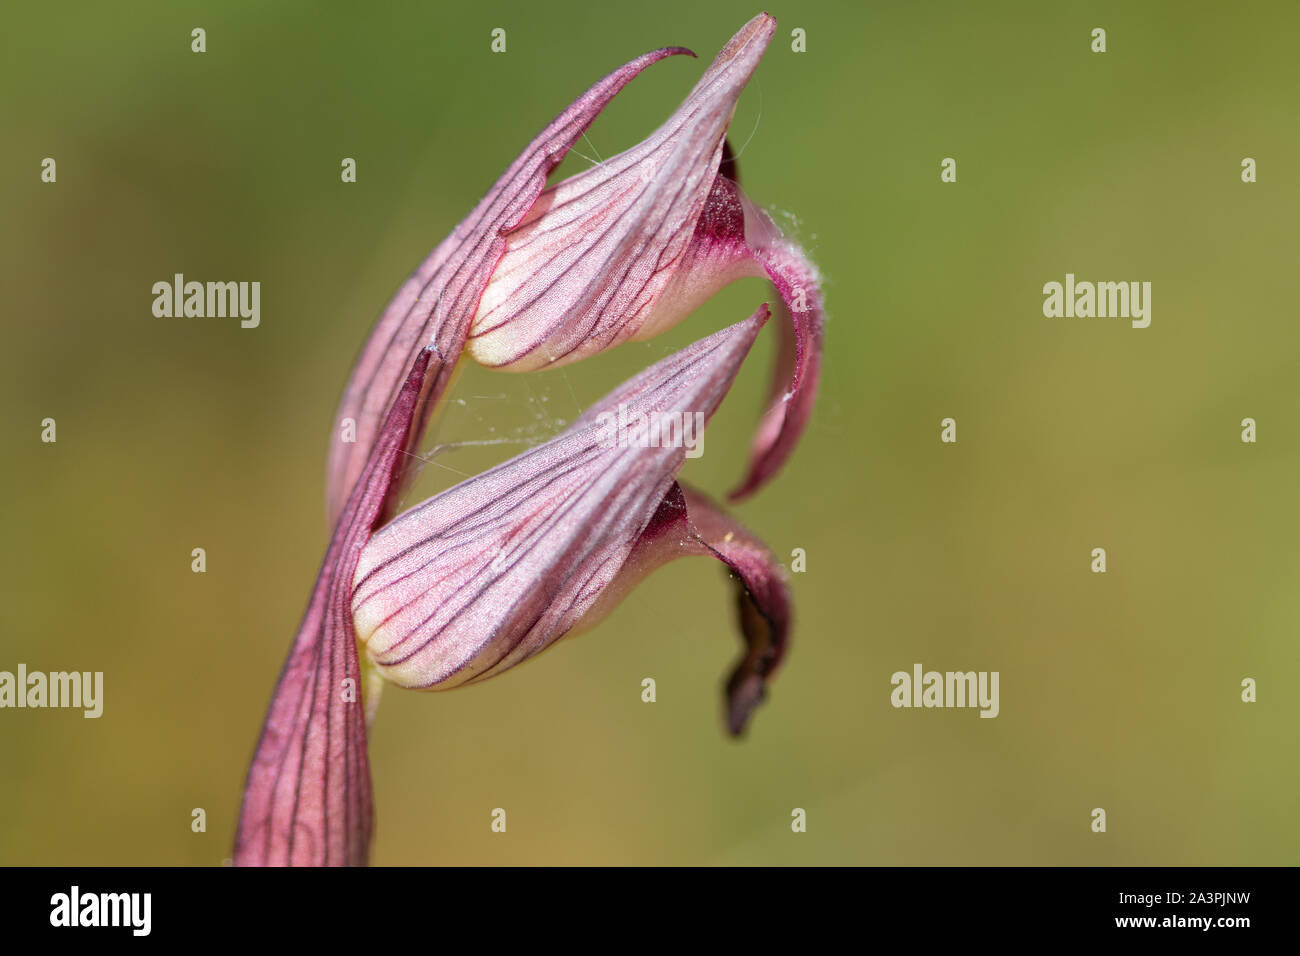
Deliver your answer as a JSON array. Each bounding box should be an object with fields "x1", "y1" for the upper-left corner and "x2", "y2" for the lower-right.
[
  {"x1": 466, "y1": 14, "x2": 777, "y2": 369},
  {"x1": 352, "y1": 309, "x2": 768, "y2": 690},
  {"x1": 325, "y1": 44, "x2": 692, "y2": 524},
  {"x1": 465, "y1": 14, "x2": 822, "y2": 501},
  {"x1": 235, "y1": 348, "x2": 437, "y2": 867},
  {"x1": 716, "y1": 175, "x2": 825, "y2": 501}
]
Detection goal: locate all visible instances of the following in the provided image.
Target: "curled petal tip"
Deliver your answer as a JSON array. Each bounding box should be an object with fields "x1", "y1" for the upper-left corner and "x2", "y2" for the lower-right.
[
  {"x1": 727, "y1": 673, "x2": 766, "y2": 738},
  {"x1": 727, "y1": 214, "x2": 825, "y2": 502},
  {"x1": 678, "y1": 484, "x2": 790, "y2": 735}
]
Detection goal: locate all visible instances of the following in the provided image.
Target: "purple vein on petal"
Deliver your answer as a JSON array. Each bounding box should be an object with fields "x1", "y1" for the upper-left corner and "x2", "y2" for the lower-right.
[
  {"x1": 235, "y1": 348, "x2": 437, "y2": 866},
  {"x1": 325, "y1": 45, "x2": 693, "y2": 526}
]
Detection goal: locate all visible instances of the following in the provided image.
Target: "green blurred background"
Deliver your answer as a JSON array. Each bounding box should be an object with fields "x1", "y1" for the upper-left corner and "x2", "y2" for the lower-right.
[{"x1": 2, "y1": 0, "x2": 1297, "y2": 865}]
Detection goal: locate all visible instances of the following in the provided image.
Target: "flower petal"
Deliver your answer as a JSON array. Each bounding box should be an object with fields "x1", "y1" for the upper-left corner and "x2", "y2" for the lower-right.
[
  {"x1": 352, "y1": 308, "x2": 769, "y2": 690},
  {"x1": 725, "y1": 178, "x2": 825, "y2": 500},
  {"x1": 325, "y1": 44, "x2": 693, "y2": 524},
  {"x1": 574, "y1": 481, "x2": 791, "y2": 736},
  {"x1": 235, "y1": 347, "x2": 436, "y2": 867},
  {"x1": 677, "y1": 483, "x2": 791, "y2": 734},
  {"x1": 627, "y1": 169, "x2": 824, "y2": 502},
  {"x1": 465, "y1": 13, "x2": 777, "y2": 370}
]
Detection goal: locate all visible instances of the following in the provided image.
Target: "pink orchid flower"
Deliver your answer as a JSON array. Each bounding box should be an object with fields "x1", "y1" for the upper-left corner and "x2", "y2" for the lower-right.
[
  {"x1": 235, "y1": 13, "x2": 817, "y2": 866},
  {"x1": 325, "y1": 12, "x2": 822, "y2": 522},
  {"x1": 352, "y1": 310, "x2": 788, "y2": 734}
]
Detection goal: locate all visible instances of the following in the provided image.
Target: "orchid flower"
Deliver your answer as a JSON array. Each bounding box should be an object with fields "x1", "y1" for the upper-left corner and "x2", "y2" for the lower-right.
[
  {"x1": 325, "y1": 12, "x2": 823, "y2": 522},
  {"x1": 352, "y1": 309, "x2": 789, "y2": 737},
  {"x1": 235, "y1": 13, "x2": 818, "y2": 866},
  {"x1": 236, "y1": 317, "x2": 789, "y2": 865}
]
